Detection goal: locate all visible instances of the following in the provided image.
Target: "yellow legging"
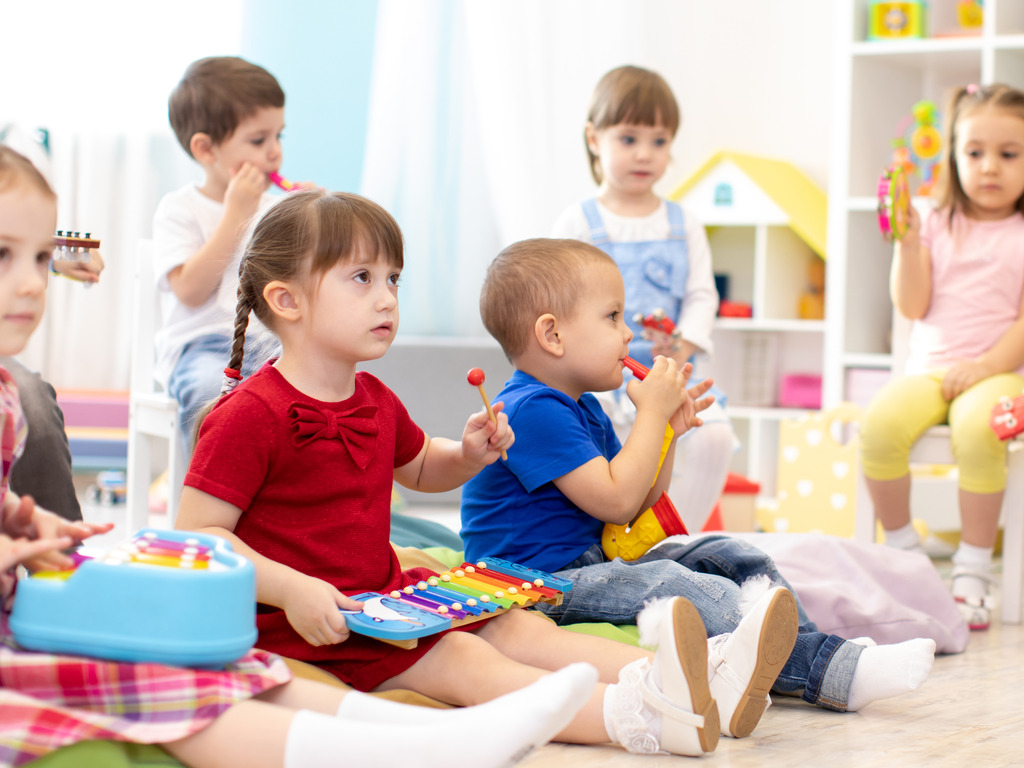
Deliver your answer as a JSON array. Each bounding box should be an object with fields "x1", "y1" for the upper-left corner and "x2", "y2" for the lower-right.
[{"x1": 860, "y1": 370, "x2": 1024, "y2": 494}]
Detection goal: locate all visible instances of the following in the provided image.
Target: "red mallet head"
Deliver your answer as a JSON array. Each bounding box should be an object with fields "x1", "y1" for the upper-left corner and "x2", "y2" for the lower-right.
[{"x1": 467, "y1": 368, "x2": 485, "y2": 387}]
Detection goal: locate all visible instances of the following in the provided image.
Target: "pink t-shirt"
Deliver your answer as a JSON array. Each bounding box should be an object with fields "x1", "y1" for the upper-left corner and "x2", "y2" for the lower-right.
[{"x1": 906, "y1": 209, "x2": 1024, "y2": 375}]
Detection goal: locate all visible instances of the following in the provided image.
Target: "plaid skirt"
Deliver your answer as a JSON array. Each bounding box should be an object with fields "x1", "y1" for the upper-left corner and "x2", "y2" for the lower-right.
[{"x1": 0, "y1": 622, "x2": 291, "y2": 768}]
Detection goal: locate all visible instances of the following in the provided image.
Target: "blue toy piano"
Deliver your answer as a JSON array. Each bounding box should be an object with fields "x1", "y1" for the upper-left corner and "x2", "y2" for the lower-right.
[{"x1": 9, "y1": 528, "x2": 257, "y2": 668}]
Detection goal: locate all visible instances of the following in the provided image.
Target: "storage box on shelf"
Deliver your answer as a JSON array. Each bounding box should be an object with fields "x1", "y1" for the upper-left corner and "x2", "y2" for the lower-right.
[{"x1": 670, "y1": 152, "x2": 828, "y2": 499}]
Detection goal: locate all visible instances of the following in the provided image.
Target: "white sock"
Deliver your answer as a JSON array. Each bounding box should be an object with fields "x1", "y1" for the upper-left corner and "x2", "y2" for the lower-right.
[
  {"x1": 336, "y1": 662, "x2": 597, "y2": 727},
  {"x1": 883, "y1": 522, "x2": 923, "y2": 552},
  {"x1": 952, "y1": 543, "x2": 994, "y2": 601},
  {"x1": 846, "y1": 639, "x2": 936, "y2": 711},
  {"x1": 669, "y1": 421, "x2": 735, "y2": 533},
  {"x1": 602, "y1": 678, "x2": 663, "y2": 754},
  {"x1": 287, "y1": 663, "x2": 598, "y2": 768}
]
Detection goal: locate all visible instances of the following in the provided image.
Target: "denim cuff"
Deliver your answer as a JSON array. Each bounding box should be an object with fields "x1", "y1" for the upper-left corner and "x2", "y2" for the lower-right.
[{"x1": 801, "y1": 636, "x2": 864, "y2": 711}]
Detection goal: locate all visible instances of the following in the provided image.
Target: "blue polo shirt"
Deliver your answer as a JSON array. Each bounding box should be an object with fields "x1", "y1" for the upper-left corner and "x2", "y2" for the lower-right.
[{"x1": 460, "y1": 370, "x2": 620, "y2": 573}]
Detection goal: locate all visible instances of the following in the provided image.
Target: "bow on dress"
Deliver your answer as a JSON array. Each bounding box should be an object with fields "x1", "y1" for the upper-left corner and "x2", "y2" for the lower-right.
[{"x1": 288, "y1": 402, "x2": 379, "y2": 470}]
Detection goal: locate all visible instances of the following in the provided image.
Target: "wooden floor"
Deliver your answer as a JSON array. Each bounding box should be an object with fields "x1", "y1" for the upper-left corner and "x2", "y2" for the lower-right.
[{"x1": 522, "y1": 565, "x2": 1024, "y2": 768}]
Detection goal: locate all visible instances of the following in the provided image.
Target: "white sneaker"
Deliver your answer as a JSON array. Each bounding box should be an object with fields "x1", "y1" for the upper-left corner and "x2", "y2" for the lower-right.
[{"x1": 707, "y1": 586, "x2": 799, "y2": 738}]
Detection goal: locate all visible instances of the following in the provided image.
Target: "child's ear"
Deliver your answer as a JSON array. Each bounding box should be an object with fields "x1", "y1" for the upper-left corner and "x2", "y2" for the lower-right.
[
  {"x1": 534, "y1": 313, "x2": 565, "y2": 358},
  {"x1": 263, "y1": 280, "x2": 301, "y2": 322},
  {"x1": 584, "y1": 122, "x2": 599, "y2": 155},
  {"x1": 189, "y1": 132, "x2": 214, "y2": 163}
]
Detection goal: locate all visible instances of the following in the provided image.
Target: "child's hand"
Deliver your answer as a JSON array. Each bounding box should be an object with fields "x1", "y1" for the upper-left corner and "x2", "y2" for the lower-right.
[
  {"x1": 283, "y1": 574, "x2": 362, "y2": 646},
  {"x1": 941, "y1": 360, "x2": 990, "y2": 401},
  {"x1": 461, "y1": 402, "x2": 514, "y2": 465},
  {"x1": 52, "y1": 249, "x2": 105, "y2": 283},
  {"x1": 899, "y1": 203, "x2": 922, "y2": 249},
  {"x1": 2, "y1": 494, "x2": 113, "y2": 572},
  {"x1": 625, "y1": 356, "x2": 686, "y2": 422},
  {"x1": 670, "y1": 369, "x2": 715, "y2": 436},
  {"x1": 224, "y1": 161, "x2": 269, "y2": 220},
  {"x1": 1, "y1": 532, "x2": 74, "y2": 607}
]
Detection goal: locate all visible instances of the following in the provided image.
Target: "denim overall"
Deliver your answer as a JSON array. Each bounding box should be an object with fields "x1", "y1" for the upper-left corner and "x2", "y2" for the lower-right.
[{"x1": 581, "y1": 198, "x2": 688, "y2": 369}]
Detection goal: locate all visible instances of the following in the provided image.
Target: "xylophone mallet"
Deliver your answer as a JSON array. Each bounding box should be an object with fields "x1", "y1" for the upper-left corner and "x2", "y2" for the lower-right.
[{"x1": 467, "y1": 367, "x2": 508, "y2": 460}]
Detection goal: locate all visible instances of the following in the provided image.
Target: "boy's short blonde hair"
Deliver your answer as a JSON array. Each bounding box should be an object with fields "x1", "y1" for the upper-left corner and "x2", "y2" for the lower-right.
[
  {"x1": 481, "y1": 238, "x2": 616, "y2": 361},
  {"x1": 168, "y1": 56, "x2": 285, "y2": 158},
  {"x1": 0, "y1": 145, "x2": 55, "y2": 199}
]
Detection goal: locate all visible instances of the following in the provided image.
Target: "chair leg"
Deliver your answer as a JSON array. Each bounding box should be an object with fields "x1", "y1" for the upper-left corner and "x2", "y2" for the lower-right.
[
  {"x1": 125, "y1": 429, "x2": 151, "y2": 536},
  {"x1": 166, "y1": 424, "x2": 187, "y2": 527},
  {"x1": 1000, "y1": 449, "x2": 1024, "y2": 624}
]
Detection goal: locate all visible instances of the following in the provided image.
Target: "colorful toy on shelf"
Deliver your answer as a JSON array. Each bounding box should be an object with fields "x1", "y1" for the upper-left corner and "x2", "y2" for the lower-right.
[
  {"x1": 867, "y1": 1, "x2": 928, "y2": 40},
  {"x1": 990, "y1": 392, "x2": 1024, "y2": 440},
  {"x1": 9, "y1": 529, "x2": 257, "y2": 667},
  {"x1": 467, "y1": 367, "x2": 507, "y2": 460},
  {"x1": 877, "y1": 163, "x2": 911, "y2": 240},
  {"x1": 633, "y1": 308, "x2": 683, "y2": 352},
  {"x1": 798, "y1": 256, "x2": 826, "y2": 320},
  {"x1": 892, "y1": 100, "x2": 942, "y2": 197},
  {"x1": 957, "y1": 1, "x2": 983, "y2": 32},
  {"x1": 343, "y1": 557, "x2": 571, "y2": 648},
  {"x1": 53, "y1": 230, "x2": 100, "y2": 262}
]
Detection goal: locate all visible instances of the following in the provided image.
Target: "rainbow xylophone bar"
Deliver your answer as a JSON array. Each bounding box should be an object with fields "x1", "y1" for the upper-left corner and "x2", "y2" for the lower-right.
[{"x1": 344, "y1": 558, "x2": 572, "y2": 649}]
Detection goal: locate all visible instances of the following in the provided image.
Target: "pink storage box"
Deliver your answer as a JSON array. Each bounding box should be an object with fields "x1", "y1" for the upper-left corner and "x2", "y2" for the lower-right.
[{"x1": 778, "y1": 374, "x2": 822, "y2": 409}]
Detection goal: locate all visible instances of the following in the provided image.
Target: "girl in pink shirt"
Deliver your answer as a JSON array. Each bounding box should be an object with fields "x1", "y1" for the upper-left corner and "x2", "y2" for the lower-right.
[{"x1": 861, "y1": 83, "x2": 1024, "y2": 631}]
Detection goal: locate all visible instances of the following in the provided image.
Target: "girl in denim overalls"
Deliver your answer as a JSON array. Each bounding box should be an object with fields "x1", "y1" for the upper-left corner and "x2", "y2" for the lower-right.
[{"x1": 552, "y1": 65, "x2": 735, "y2": 533}]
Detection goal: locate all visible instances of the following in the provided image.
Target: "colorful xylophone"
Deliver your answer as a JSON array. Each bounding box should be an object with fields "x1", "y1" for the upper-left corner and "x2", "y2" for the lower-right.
[
  {"x1": 9, "y1": 529, "x2": 257, "y2": 668},
  {"x1": 344, "y1": 557, "x2": 573, "y2": 649}
]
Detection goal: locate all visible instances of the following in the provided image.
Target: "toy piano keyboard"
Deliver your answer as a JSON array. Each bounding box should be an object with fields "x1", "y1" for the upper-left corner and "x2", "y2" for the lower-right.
[
  {"x1": 9, "y1": 529, "x2": 257, "y2": 668},
  {"x1": 345, "y1": 557, "x2": 573, "y2": 649}
]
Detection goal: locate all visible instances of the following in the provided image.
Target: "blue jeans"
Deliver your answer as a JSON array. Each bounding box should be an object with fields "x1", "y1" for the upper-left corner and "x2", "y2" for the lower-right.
[
  {"x1": 168, "y1": 333, "x2": 278, "y2": 443},
  {"x1": 545, "y1": 536, "x2": 864, "y2": 711}
]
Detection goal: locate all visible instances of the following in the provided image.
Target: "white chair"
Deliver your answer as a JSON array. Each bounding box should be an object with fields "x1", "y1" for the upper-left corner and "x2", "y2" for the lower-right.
[
  {"x1": 854, "y1": 313, "x2": 1024, "y2": 624},
  {"x1": 126, "y1": 240, "x2": 186, "y2": 531}
]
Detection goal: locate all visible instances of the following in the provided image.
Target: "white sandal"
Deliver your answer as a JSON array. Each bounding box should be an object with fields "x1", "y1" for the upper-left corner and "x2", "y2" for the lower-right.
[{"x1": 952, "y1": 568, "x2": 995, "y2": 631}]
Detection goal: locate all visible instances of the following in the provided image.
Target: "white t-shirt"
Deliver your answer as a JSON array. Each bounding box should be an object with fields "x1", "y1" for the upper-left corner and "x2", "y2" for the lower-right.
[
  {"x1": 151, "y1": 184, "x2": 277, "y2": 387},
  {"x1": 550, "y1": 199, "x2": 718, "y2": 355}
]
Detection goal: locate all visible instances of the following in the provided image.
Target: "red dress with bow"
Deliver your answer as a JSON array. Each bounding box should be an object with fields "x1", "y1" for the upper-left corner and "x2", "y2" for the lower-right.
[{"x1": 186, "y1": 362, "x2": 449, "y2": 691}]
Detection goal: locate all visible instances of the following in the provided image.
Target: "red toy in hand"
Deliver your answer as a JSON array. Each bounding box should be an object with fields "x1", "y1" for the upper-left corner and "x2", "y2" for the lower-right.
[
  {"x1": 467, "y1": 368, "x2": 507, "y2": 460},
  {"x1": 633, "y1": 309, "x2": 683, "y2": 352}
]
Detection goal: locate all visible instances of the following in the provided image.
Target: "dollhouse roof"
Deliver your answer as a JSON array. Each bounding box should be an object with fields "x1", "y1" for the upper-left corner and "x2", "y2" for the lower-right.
[{"x1": 669, "y1": 151, "x2": 827, "y2": 259}]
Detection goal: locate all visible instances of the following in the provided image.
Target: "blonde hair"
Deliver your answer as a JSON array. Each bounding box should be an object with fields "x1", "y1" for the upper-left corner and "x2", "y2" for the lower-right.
[
  {"x1": 0, "y1": 145, "x2": 56, "y2": 200},
  {"x1": 168, "y1": 56, "x2": 285, "y2": 158},
  {"x1": 585, "y1": 65, "x2": 681, "y2": 185},
  {"x1": 480, "y1": 238, "x2": 616, "y2": 361},
  {"x1": 934, "y1": 83, "x2": 1024, "y2": 224}
]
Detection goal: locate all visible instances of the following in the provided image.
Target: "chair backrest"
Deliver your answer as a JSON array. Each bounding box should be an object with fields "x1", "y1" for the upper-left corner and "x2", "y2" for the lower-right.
[{"x1": 129, "y1": 239, "x2": 161, "y2": 395}]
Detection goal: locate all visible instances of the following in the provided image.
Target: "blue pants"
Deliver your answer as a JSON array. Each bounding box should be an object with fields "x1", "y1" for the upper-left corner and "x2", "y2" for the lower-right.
[
  {"x1": 168, "y1": 333, "x2": 277, "y2": 443},
  {"x1": 545, "y1": 536, "x2": 863, "y2": 711}
]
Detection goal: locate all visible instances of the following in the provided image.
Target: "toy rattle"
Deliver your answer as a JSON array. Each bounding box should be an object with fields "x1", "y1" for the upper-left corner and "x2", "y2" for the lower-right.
[
  {"x1": 991, "y1": 392, "x2": 1024, "y2": 441},
  {"x1": 53, "y1": 230, "x2": 100, "y2": 262},
  {"x1": 268, "y1": 171, "x2": 297, "y2": 191},
  {"x1": 467, "y1": 368, "x2": 508, "y2": 460},
  {"x1": 877, "y1": 163, "x2": 911, "y2": 240},
  {"x1": 634, "y1": 309, "x2": 683, "y2": 352}
]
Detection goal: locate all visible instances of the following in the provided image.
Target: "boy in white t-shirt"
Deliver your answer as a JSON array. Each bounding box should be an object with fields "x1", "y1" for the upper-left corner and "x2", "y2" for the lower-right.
[{"x1": 154, "y1": 56, "x2": 302, "y2": 439}]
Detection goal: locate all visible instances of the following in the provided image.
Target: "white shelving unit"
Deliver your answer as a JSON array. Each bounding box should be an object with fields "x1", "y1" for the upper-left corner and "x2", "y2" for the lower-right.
[
  {"x1": 825, "y1": 0, "x2": 1024, "y2": 409},
  {"x1": 672, "y1": 154, "x2": 829, "y2": 499}
]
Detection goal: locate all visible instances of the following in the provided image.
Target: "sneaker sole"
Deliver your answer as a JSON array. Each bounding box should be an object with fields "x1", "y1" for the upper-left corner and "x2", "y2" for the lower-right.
[
  {"x1": 728, "y1": 588, "x2": 799, "y2": 738},
  {"x1": 670, "y1": 598, "x2": 721, "y2": 753}
]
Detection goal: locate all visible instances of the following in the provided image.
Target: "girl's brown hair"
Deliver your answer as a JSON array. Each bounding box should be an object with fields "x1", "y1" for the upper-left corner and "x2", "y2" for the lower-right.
[
  {"x1": 0, "y1": 145, "x2": 56, "y2": 200},
  {"x1": 585, "y1": 65, "x2": 681, "y2": 185},
  {"x1": 192, "y1": 190, "x2": 403, "y2": 441},
  {"x1": 934, "y1": 83, "x2": 1024, "y2": 225}
]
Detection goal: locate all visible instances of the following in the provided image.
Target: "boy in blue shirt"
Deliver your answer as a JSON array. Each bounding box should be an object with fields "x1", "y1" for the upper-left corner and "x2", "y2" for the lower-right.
[{"x1": 462, "y1": 238, "x2": 937, "y2": 733}]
